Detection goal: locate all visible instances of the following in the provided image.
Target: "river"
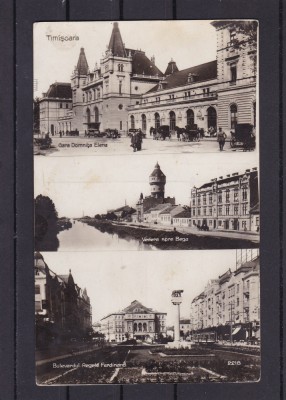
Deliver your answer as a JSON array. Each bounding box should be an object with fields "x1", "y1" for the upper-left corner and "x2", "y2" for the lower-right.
[{"x1": 57, "y1": 220, "x2": 155, "y2": 251}]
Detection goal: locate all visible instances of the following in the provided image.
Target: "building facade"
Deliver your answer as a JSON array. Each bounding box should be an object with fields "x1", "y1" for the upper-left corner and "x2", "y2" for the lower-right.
[
  {"x1": 100, "y1": 300, "x2": 167, "y2": 342},
  {"x1": 38, "y1": 21, "x2": 257, "y2": 136},
  {"x1": 190, "y1": 167, "x2": 259, "y2": 232},
  {"x1": 190, "y1": 250, "x2": 260, "y2": 341},
  {"x1": 35, "y1": 252, "x2": 92, "y2": 344}
]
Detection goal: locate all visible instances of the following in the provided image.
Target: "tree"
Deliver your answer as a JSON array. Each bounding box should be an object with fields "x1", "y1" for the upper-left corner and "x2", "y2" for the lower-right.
[
  {"x1": 231, "y1": 21, "x2": 258, "y2": 74},
  {"x1": 34, "y1": 195, "x2": 59, "y2": 251}
]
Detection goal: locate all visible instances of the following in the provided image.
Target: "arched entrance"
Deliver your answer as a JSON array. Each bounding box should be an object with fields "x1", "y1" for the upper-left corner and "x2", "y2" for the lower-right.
[
  {"x1": 130, "y1": 115, "x2": 135, "y2": 129},
  {"x1": 141, "y1": 114, "x2": 147, "y2": 132},
  {"x1": 186, "y1": 109, "x2": 194, "y2": 127},
  {"x1": 169, "y1": 111, "x2": 176, "y2": 131},
  {"x1": 94, "y1": 106, "x2": 99, "y2": 123},
  {"x1": 154, "y1": 113, "x2": 160, "y2": 129},
  {"x1": 207, "y1": 107, "x2": 217, "y2": 129}
]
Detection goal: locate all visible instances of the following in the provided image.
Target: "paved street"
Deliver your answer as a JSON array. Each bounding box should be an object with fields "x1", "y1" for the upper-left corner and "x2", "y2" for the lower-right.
[
  {"x1": 117, "y1": 221, "x2": 260, "y2": 244},
  {"x1": 34, "y1": 134, "x2": 253, "y2": 157}
]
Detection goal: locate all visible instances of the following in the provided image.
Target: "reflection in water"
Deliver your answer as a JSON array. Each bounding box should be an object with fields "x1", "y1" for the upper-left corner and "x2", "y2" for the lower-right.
[{"x1": 57, "y1": 220, "x2": 155, "y2": 251}]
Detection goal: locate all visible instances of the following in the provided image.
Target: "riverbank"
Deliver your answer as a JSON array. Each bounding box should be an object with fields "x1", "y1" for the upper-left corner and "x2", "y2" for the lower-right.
[{"x1": 79, "y1": 219, "x2": 258, "y2": 250}]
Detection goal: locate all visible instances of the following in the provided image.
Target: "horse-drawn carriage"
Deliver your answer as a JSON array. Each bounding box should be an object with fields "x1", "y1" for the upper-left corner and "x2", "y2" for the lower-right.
[
  {"x1": 230, "y1": 123, "x2": 256, "y2": 151},
  {"x1": 85, "y1": 123, "x2": 105, "y2": 138},
  {"x1": 34, "y1": 135, "x2": 52, "y2": 149},
  {"x1": 105, "y1": 128, "x2": 121, "y2": 139},
  {"x1": 153, "y1": 125, "x2": 171, "y2": 140},
  {"x1": 175, "y1": 125, "x2": 200, "y2": 142}
]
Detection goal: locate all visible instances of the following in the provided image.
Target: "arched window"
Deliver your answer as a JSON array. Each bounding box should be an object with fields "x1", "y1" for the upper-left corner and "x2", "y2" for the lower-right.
[
  {"x1": 186, "y1": 109, "x2": 194, "y2": 127},
  {"x1": 138, "y1": 323, "x2": 142, "y2": 332},
  {"x1": 94, "y1": 107, "x2": 99, "y2": 123},
  {"x1": 207, "y1": 107, "x2": 217, "y2": 129},
  {"x1": 141, "y1": 114, "x2": 147, "y2": 131},
  {"x1": 143, "y1": 323, "x2": 147, "y2": 332},
  {"x1": 230, "y1": 104, "x2": 238, "y2": 129},
  {"x1": 133, "y1": 323, "x2": 137, "y2": 332},
  {"x1": 154, "y1": 113, "x2": 160, "y2": 129},
  {"x1": 130, "y1": 115, "x2": 135, "y2": 129},
  {"x1": 169, "y1": 111, "x2": 176, "y2": 131}
]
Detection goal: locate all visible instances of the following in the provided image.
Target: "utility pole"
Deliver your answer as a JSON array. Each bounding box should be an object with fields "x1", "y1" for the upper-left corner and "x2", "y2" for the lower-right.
[{"x1": 230, "y1": 302, "x2": 234, "y2": 345}]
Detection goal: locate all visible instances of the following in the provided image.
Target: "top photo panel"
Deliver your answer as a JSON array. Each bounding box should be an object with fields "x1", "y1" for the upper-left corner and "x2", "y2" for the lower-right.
[{"x1": 33, "y1": 20, "x2": 258, "y2": 157}]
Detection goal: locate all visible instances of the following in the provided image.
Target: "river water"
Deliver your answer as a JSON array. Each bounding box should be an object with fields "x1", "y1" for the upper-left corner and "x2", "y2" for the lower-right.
[{"x1": 57, "y1": 220, "x2": 155, "y2": 251}]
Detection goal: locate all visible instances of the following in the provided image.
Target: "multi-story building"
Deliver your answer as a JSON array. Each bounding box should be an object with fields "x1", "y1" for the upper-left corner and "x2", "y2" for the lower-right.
[
  {"x1": 35, "y1": 252, "x2": 92, "y2": 343},
  {"x1": 100, "y1": 300, "x2": 167, "y2": 342},
  {"x1": 190, "y1": 250, "x2": 260, "y2": 341},
  {"x1": 38, "y1": 21, "x2": 257, "y2": 135},
  {"x1": 190, "y1": 167, "x2": 259, "y2": 232}
]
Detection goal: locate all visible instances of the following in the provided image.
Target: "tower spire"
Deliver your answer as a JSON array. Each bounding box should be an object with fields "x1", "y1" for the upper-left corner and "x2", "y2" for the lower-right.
[
  {"x1": 108, "y1": 22, "x2": 126, "y2": 57},
  {"x1": 76, "y1": 47, "x2": 89, "y2": 75}
]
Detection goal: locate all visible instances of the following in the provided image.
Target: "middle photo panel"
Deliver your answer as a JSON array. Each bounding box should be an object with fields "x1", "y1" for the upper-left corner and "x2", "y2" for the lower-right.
[{"x1": 34, "y1": 152, "x2": 259, "y2": 252}]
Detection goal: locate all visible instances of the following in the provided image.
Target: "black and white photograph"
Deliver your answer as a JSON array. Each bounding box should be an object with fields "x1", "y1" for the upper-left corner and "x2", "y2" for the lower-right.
[
  {"x1": 33, "y1": 20, "x2": 258, "y2": 156},
  {"x1": 35, "y1": 249, "x2": 260, "y2": 385},
  {"x1": 33, "y1": 19, "x2": 260, "y2": 388},
  {"x1": 34, "y1": 153, "x2": 259, "y2": 251}
]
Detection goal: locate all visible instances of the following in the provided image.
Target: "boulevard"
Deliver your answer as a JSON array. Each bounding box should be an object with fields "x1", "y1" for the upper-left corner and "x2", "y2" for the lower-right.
[{"x1": 36, "y1": 341, "x2": 260, "y2": 384}]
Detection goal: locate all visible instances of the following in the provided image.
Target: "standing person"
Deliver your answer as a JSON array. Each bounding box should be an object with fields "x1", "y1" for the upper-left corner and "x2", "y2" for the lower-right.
[{"x1": 217, "y1": 127, "x2": 227, "y2": 151}]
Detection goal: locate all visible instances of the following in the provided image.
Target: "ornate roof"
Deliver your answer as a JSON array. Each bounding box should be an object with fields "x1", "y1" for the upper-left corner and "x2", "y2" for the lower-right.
[
  {"x1": 45, "y1": 82, "x2": 72, "y2": 99},
  {"x1": 76, "y1": 47, "x2": 89, "y2": 75},
  {"x1": 126, "y1": 49, "x2": 163, "y2": 77},
  {"x1": 150, "y1": 162, "x2": 166, "y2": 178},
  {"x1": 147, "y1": 60, "x2": 217, "y2": 93},
  {"x1": 108, "y1": 22, "x2": 126, "y2": 57},
  {"x1": 165, "y1": 59, "x2": 179, "y2": 76}
]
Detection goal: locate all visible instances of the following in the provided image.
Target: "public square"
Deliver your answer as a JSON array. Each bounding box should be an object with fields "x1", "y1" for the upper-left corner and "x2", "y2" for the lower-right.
[{"x1": 34, "y1": 133, "x2": 255, "y2": 157}]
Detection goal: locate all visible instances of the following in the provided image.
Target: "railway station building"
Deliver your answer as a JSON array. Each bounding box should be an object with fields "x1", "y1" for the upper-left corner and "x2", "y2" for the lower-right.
[{"x1": 38, "y1": 21, "x2": 257, "y2": 136}]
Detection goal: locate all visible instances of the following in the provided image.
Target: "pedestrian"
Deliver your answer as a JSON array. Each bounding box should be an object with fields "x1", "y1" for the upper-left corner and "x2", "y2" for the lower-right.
[{"x1": 217, "y1": 127, "x2": 227, "y2": 151}]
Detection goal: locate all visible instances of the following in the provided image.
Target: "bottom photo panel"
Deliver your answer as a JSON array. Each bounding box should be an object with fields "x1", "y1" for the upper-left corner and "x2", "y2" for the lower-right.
[{"x1": 35, "y1": 249, "x2": 260, "y2": 385}]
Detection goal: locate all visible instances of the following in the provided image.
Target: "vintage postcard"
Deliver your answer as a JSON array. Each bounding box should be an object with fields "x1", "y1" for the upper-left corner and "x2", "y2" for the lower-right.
[{"x1": 34, "y1": 20, "x2": 260, "y2": 385}]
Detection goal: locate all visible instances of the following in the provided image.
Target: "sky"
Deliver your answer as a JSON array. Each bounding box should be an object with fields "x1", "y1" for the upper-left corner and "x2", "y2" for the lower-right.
[
  {"x1": 40, "y1": 249, "x2": 250, "y2": 325},
  {"x1": 34, "y1": 152, "x2": 258, "y2": 218},
  {"x1": 33, "y1": 20, "x2": 217, "y2": 98}
]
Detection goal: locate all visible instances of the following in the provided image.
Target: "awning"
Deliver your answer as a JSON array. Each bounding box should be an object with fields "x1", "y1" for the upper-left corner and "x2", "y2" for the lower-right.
[{"x1": 232, "y1": 326, "x2": 241, "y2": 336}]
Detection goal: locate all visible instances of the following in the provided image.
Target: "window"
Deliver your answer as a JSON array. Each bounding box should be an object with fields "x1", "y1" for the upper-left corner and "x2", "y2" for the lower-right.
[
  {"x1": 226, "y1": 205, "x2": 230, "y2": 216},
  {"x1": 203, "y1": 194, "x2": 206, "y2": 205},
  {"x1": 226, "y1": 189, "x2": 230, "y2": 203},
  {"x1": 230, "y1": 104, "x2": 238, "y2": 129},
  {"x1": 242, "y1": 204, "x2": 247, "y2": 215},
  {"x1": 66, "y1": 103, "x2": 69, "y2": 109},
  {"x1": 35, "y1": 285, "x2": 40, "y2": 294},
  {"x1": 198, "y1": 208, "x2": 201, "y2": 216},
  {"x1": 197, "y1": 195, "x2": 201, "y2": 206},
  {"x1": 120, "y1": 121, "x2": 122, "y2": 130},
  {"x1": 119, "y1": 81, "x2": 122, "y2": 95},
  {"x1": 218, "y1": 193, "x2": 222, "y2": 203},
  {"x1": 193, "y1": 209, "x2": 196, "y2": 216},
  {"x1": 218, "y1": 206, "x2": 222, "y2": 216},
  {"x1": 209, "y1": 193, "x2": 213, "y2": 204},
  {"x1": 209, "y1": 207, "x2": 212, "y2": 216},
  {"x1": 234, "y1": 206, "x2": 239, "y2": 215},
  {"x1": 242, "y1": 188, "x2": 248, "y2": 201},
  {"x1": 230, "y1": 64, "x2": 237, "y2": 83},
  {"x1": 234, "y1": 189, "x2": 239, "y2": 202},
  {"x1": 60, "y1": 103, "x2": 63, "y2": 108},
  {"x1": 237, "y1": 284, "x2": 240, "y2": 293},
  {"x1": 203, "y1": 207, "x2": 207, "y2": 216},
  {"x1": 35, "y1": 301, "x2": 42, "y2": 311},
  {"x1": 130, "y1": 115, "x2": 135, "y2": 129},
  {"x1": 256, "y1": 216, "x2": 259, "y2": 226}
]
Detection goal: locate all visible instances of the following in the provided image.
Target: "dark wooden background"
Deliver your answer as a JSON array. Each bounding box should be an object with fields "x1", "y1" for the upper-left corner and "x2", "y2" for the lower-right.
[{"x1": 0, "y1": 0, "x2": 283, "y2": 398}]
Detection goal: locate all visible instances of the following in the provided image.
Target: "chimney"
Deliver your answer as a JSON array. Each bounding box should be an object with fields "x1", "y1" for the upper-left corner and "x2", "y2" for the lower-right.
[
  {"x1": 151, "y1": 55, "x2": 155, "y2": 64},
  {"x1": 232, "y1": 172, "x2": 239, "y2": 176},
  {"x1": 219, "y1": 176, "x2": 223, "y2": 180},
  {"x1": 252, "y1": 167, "x2": 257, "y2": 171},
  {"x1": 226, "y1": 174, "x2": 230, "y2": 178},
  {"x1": 245, "y1": 169, "x2": 251, "y2": 173}
]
